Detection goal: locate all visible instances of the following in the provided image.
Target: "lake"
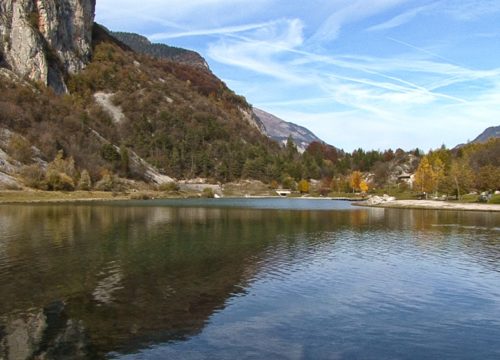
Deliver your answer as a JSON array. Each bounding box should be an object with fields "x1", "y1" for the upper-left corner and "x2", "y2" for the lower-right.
[{"x1": 0, "y1": 199, "x2": 499, "y2": 359}]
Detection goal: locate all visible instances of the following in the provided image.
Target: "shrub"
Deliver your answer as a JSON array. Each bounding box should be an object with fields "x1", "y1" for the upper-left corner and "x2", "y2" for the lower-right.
[
  {"x1": 158, "y1": 182, "x2": 180, "y2": 192},
  {"x1": 77, "y1": 169, "x2": 92, "y2": 190},
  {"x1": 488, "y1": 194, "x2": 500, "y2": 204},
  {"x1": 47, "y1": 150, "x2": 77, "y2": 179},
  {"x1": 46, "y1": 169, "x2": 75, "y2": 191},
  {"x1": 100, "y1": 144, "x2": 121, "y2": 162},
  {"x1": 20, "y1": 164, "x2": 47, "y2": 189},
  {"x1": 202, "y1": 187, "x2": 215, "y2": 198},
  {"x1": 8, "y1": 134, "x2": 32, "y2": 163},
  {"x1": 94, "y1": 172, "x2": 115, "y2": 191},
  {"x1": 130, "y1": 191, "x2": 155, "y2": 200}
]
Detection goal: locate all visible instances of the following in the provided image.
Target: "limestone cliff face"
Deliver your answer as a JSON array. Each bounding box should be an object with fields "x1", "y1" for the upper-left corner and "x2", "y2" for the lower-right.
[{"x1": 0, "y1": 0, "x2": 95, "y2": 93}]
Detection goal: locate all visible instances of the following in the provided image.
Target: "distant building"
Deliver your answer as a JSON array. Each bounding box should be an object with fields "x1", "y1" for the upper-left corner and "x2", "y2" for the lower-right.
[{"x1": 276, "y1": 189, "x2": 292, "y2": 197}]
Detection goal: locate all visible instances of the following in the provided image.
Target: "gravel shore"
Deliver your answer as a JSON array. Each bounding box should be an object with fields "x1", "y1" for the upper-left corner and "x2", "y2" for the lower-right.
[{"x1": 357, "y1": 199, "x2": 500, "y2": 212}]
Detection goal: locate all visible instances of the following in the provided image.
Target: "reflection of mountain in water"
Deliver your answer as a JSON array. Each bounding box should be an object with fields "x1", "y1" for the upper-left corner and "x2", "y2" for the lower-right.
[
  {"x1": 0, "y1": 205, "x2": 372, "y2": 358},
  {"x1": 0, "y1": 301, "x2": 92, "y2": 359},
  {"x1": 0, "y1": 204, "x2": 499, "y2": 358}
]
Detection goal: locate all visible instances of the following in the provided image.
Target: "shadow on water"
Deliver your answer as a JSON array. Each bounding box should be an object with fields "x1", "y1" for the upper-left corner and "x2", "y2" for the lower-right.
[{"x1": 0, "y1": 200, "x2": 498, "y2": 359}]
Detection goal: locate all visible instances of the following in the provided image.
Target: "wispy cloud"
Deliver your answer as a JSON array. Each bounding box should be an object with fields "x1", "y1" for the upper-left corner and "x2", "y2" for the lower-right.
[
  {"x1": 97, "y1": 0, "x2": 500, "y2": 150},
  {"x1": 441, "y1": 0, "x2": 500, "y2": 21},
  {"x1": 149, "y1": 21, "x2": 280, "y2": 40},
  {"x1": 367, "y1": 4, "x2": 435, "y2": 31},
  {"x1": 308, "y1": 0, "x2": 408, "y2": 44}
]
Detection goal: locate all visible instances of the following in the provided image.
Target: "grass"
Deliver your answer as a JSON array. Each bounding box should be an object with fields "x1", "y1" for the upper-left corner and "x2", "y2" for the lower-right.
[
  {"x1": 0, "y1": 190, "x2": 128, "y2": 203},
  {"x1": 222, "y1": 181, "x2": 275, "y2": 197},
  {"x1": 488, "y1": 194, "x2": 500, "y2": 204},
  {"x1": 457, "y1": 194, "x2": 479, "y2": 203}
]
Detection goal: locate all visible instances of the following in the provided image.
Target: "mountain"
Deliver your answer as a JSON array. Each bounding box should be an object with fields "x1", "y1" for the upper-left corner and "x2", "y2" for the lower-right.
[
  {"x1": 0, "y1": 3, "x2": 287, "y2": 190},
  {"x1": 472, "y1": 125, "x2": 500, "y2": 144},
  {"x1": 110, "y1": 31, "x2": 320, "y2": 149},
  {"x1": 111, "y1": 31, "x2": 209, "y2": 70},
  {"x1": 0, "y1": 0, "x2": 95, "y2": 93},
  {"x1": 253, "y1": 108, "x2": 323, "y2": 152}
]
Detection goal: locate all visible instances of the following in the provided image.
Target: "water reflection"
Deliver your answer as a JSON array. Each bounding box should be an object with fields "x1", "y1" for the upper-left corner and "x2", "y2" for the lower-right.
[{"x1": 0, "y1": 201, "x2": 499, "y2": 359}]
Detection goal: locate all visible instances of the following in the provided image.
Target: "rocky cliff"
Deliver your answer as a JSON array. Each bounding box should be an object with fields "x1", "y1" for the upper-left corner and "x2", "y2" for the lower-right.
[
  {"x1": 253, "y1": 107, "x2": 323, "y2": 152},
  {"x1": 0, "y1": 0, "x2": 95, "y2": 93}
]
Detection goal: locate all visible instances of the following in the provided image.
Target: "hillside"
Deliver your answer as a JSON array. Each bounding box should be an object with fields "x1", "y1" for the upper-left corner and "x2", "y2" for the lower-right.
[
  {"x1": 253, "y1": 108, "x2": 323, "y2": 152},
  {"x1": 472, "y1": 125, "x2": 500, "y2": 144},
  {"x1": 111, "y1": 31, "x2": 209, "y2": 70},
  {"x1": 109, "y1": 30, "x2": 320, "y2": 150},
  {"x1": 0, "y1": 12, "x2": 286, "y2": 189}
]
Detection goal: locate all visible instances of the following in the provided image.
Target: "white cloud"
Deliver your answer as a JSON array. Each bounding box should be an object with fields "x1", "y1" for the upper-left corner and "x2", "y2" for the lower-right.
[
  {"x1": 96, "y1": 0, "x2": 500, "y2": 151},
  {"x1": 207, "y1": 19, "x2": 306, "y2": 82},
  {"x1": 308, "y1": 0, "x2": 408, "y2": 44},
  {"x1": 441, "y1": 0, "x2": 500, "y2": 21},
  {"x1": 367, "y1": 4, "x2": 435, "y2": 31},
  {"x1": 148, "y1": 21, "x2": 281, "y2": 40}
]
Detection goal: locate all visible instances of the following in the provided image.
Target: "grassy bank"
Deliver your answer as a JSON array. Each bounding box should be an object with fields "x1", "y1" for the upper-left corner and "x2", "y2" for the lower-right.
[{"x1": 0, "y1": 190, "x2": 129, "y2": 204}]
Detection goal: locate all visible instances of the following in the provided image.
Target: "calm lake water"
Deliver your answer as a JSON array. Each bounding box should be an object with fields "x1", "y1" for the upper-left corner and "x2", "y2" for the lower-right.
[{"x1": 0, "y1": 199, "x2": 499, "y2": 359}]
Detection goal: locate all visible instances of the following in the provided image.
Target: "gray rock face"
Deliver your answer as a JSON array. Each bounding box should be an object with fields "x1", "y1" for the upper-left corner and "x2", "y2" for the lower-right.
[
  {"x1": 472, "y1": 125, "x2": 500, "y2": 144},
  {"x1": 0, "y1": 0, "x2": 95, "y2": 93},
  {"x1": 253, "y1": 107, "x2": 323, "y2": 152}
]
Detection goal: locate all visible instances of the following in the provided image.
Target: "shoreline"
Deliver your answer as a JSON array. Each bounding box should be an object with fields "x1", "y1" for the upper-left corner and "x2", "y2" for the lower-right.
[
  {"x1": 1, "y1": 191, "x2": 499, "y2": 212},
  {"x1": 355, "y1": 199, "x2": 500, "y2": 212}
]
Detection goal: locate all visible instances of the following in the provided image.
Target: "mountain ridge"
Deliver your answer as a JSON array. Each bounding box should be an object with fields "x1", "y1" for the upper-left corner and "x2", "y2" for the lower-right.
[
  {"x1": 110, "y1": 31, "x2": 210, "y2": 70},
  {"x1": 472, "y1": 125, "x2": 500, "y2": 144},
  {"x1": 253, "y1": 108, "x2": 324, "y2": 152}
]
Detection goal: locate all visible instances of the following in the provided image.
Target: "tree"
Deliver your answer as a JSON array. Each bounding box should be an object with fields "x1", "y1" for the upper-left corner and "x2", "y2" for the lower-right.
[
  {"x1": 298, "y1": 179, "x2": 310, "y2": 194},
  {"x1": 431, "y1": 158, "x2": 445, "y2": 196},
  {"x1": 350, "y1": 171, "x2": 362, "y2": 192},
  {"x1": 46, "y1": 150, "x2": 77, "y2": 191},
  {"x1": 476, "y1": 165, "x2": 500, "y2": 191},
  {"x1": 360, "y1": 180, "x2": 369, "y2": 193},
  {"x1": 119, "y1": 145, "x2": 130, "y2": 176},
  {"x1": 414, "y1": 156, "x2": 435, "y2": 196},
  {"x1": 77, "y1": 170, "x2": 92, "y2": 191},
  {"x1": 446, "y1": 159, "x2": 474, "y2": 199}
]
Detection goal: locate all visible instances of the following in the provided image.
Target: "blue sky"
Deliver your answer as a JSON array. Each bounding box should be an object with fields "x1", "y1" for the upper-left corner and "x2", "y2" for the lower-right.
[{"x1": 96, "y1": 0, "x2": 500, "y2": 152}]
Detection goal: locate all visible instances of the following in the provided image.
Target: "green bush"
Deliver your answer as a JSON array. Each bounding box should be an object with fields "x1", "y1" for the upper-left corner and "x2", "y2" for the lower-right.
[
  {"x1": 202, "y1": 187, "x2": 215, "y2": 198},
  {"x1": 488, "y1": 194, "x2": 500, "y2": 204},
  {"x1": 158, "y1": 182, "x2": 180, "y2": 192},
  {"x1": 100, "y1": 144, "x2": 121, "y2": 162}
]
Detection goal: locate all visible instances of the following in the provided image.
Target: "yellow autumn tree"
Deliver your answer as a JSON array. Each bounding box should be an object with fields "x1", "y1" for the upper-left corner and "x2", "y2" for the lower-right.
[
  {"x1": 414, "y1": 156, "x2": 436, "y2": 196},
  {"x1": 431, "y1": 158, "x2": 445, "y2": 196},
  {"x1": 359, "y1": 180, "x2": 369, "y2": 193},
  {"x1": 350, "y1": 171, "x2": 362, "y2": 192},
  {"x1": 298, "y1": 179, "x2": 310, "y2": 194}
]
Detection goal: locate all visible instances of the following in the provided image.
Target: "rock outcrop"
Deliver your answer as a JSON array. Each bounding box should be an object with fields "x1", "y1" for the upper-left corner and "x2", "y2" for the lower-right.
[
  {"x1": 0, "y1": 0, "x2": 96, "y2": 93},
  {"x1": 253, "y1": 107, "x2": 323, "y2": 153}
]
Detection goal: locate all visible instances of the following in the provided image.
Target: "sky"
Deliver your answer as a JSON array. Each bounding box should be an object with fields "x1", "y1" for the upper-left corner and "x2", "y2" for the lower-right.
[{"x1": 96, "y1": 0, "x2": 500, "y2": 152}]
